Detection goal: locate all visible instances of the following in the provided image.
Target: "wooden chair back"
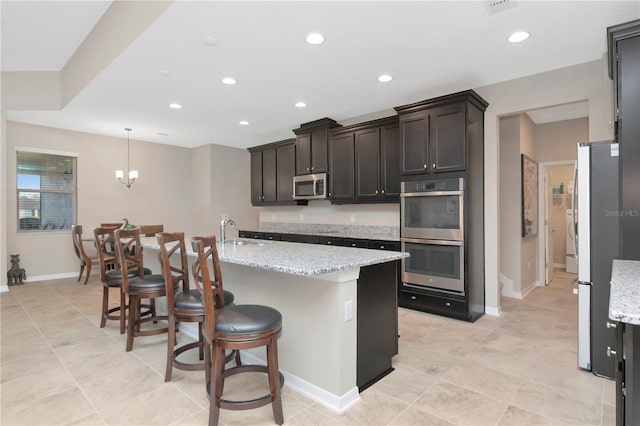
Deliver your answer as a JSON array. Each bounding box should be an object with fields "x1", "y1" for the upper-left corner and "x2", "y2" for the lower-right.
[
  {"x1": 157, "y1": 232, "x2": 190, "y2": 309},
  {"x1": 71, "y1": 225, "x2": 87, "y2": 263},
  {"x1": 191, "y1": 236, "x2": 226, "y2": 344},
  {"x1": 100, "y1": 222, "x2": 122, "y2": 229},
  {"x1": 93, "y1": 227, "x2": 117, "y2": 283},
  {"x1": 113, "y1": 228, "x2": 146, "y2": 293},
  {"x1": 140, "y1": 225, "x2": 164, "y2": 237}
]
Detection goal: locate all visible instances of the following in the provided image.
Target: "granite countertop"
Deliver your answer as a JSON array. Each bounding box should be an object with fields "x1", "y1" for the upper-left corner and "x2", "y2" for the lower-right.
[
  {"x1": 245, "y1": 223, "x2": 400, "y2": 242},
  {"x1": 140, "y1": 237, "x2": 408, "y2": 277},
  {"x1": 609, "y1": 259, "x2": 640, "y2": 325}
]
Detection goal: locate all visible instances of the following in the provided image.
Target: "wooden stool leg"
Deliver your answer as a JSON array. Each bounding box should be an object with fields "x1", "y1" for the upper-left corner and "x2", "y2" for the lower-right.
[
  {"x1": 100, "y1": 284, "x2": 109, "y2": 328},
  {"x1": 198, "y1": 323, "x2": 204, "y2": 361},
  {"x1": 204, "y1": 341, "x2": 212, "y2": 387},
  {"x1": 119, "y1": 291, "x2": 126, "y2": 334},
  {"x1": 210, "y1": 343, "x2": 225, "y2": 426},
  {"x1": 165, "y1": 315, "x2": 176, "y2": 382},
  {"x1": 267, "y1": 337, "x2": 284, "y2": 425},
  {"x1": 126, "y1": 295, "x2": 137, "y2": 352},
  {"x1": 78, "y1": 263, "x2": 85, "y2": 282}
]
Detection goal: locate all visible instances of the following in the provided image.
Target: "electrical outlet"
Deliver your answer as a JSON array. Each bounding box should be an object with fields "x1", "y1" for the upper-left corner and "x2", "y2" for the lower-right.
[{"x1": 344, "y1": 300, "x2": 353, "y2": 322}]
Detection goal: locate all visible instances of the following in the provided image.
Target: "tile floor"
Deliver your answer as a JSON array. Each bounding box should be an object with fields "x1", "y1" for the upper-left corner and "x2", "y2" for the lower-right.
[{"x1": 1, "y1": 269, "x2": 615, "y2": 425}]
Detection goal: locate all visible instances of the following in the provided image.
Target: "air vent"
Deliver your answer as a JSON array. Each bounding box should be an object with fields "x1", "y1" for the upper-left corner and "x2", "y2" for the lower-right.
[{"x1": 484, "y1": 0, "x2": 515, "y2": 14}]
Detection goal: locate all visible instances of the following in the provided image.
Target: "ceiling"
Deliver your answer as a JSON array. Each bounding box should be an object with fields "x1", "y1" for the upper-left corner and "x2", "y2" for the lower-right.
[{"x1": 2, "y1": 1, "x2": 639, "y2": 149}]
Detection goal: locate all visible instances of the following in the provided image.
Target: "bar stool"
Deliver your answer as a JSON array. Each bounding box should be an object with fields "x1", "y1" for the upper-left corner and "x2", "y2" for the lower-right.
[
  {"x1": 95, "y1": 227, "x2": 153, "y2": 334},
  {"x1": 158, "y1": 232, "x2": 239, "y2": 382},
  {"x1": 114, "y1": 228, "x2": 171, "y2": 351},
  {"x1": 191, "y1": 236, "x2": 284, "y2": 426},
  {"x1": 72, "y1": 225, "x2": 102, "y2": 285}
]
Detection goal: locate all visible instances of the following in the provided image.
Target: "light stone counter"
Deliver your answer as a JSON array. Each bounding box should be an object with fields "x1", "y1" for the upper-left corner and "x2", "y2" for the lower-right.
[
  {"x1": 140, "y1": 237, "x2": 407, "y2": 277},
  {"x1": 609, "y1": 259, "x2": 640, "y2": 325},
  {"x1": 139, "y1": 236, "x2": 406, "y2": 413}
]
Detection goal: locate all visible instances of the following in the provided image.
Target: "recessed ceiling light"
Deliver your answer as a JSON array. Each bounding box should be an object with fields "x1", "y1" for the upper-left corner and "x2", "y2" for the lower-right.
[
  {"x1": 306, "y1": 33, "x2": 325, "y2": 45},
  {"x1": 508, "y1": 31, "x2": 530, "y2": 43},
  {"x1": 157, "y1": 132, "x2": 168, "y2": 136},
  {"x1": 169, "y1": 103, "x2": 182, "y2": 109},
  {"x1": 295, "y1": 102, "x2": 307, "y2": 108},
  {"x1": 222, "y1": 77, "x2": 237, "y2": 85},
  {"x1": 159, "y1": 70, "x2": 170, "y2": 77},
  {"x1": 378, "y1": 74, "x2": 393, "y2": 83},
  {"x1": 202, "y1": 36, "x2": 218, "y2": 46},
  {"x1": 239, "y1": 120, "x2": 249, "y2": 126}
]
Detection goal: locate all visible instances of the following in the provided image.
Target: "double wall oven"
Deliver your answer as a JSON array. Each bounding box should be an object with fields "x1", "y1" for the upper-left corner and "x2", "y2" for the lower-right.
[{"x1": 401, "y1": 178, "x2": 465, "y2": 295}]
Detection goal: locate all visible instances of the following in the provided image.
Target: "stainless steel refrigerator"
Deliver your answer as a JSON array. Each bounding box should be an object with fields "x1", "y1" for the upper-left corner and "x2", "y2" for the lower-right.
[{"x1": 576, "y1": 141, "x2": 620, "y2": 379}]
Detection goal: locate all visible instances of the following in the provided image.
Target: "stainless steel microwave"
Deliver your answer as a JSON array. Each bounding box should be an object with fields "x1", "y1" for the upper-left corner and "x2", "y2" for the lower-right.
[{"x1": 293, "y1": 173, "x2": 328, "y2": 200}]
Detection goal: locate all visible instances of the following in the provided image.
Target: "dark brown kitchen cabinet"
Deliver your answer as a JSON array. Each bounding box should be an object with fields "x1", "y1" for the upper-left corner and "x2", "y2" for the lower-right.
[
  {"x1": 330, "y1": 116, "x2": 399, "y2": 204},
  {"x1": 276, "y1": 142, "x2": 295, "y2": 202},
  {"x1": 293, "y1": 118, "x2": 340, "y2": 175},
  {"x1": 328, "y1": 132, "x2": 355, "y2": 201},
  {"x1": 250, "y1": 149, "x2": 276, "y2": 204},
  {"x1": 248, "y1": 139, "x2": 298, "y2": 206},
  {"x1": 395, "y1": 90, "x2": 488, "y2": 176}
]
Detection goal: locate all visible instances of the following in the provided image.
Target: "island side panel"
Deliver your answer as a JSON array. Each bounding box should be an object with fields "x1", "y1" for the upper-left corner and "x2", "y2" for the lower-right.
[{"x1": 220, "y1": 262, "x2": 358, "y2": 397}]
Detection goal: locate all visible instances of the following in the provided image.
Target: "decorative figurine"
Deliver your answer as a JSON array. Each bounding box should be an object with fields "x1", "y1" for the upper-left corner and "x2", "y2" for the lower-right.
[{"x1": 7, "y1": 254, "x2": 26, "y2": 286}]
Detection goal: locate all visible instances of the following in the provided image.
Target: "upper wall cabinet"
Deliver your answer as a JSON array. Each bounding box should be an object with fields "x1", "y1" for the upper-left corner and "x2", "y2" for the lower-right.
[
  {"x1": 394, "y1": 90, "x2": 489, "y2": 176},
  {"x1": 248, "y1": 139, "x2": 299, "y2": 206},
  {"x1": 329, "y1": 116, "x2": 399, "y2": 204},
  {"x1": 293, "y1": 118, "x2": 341, "y2": 175}
]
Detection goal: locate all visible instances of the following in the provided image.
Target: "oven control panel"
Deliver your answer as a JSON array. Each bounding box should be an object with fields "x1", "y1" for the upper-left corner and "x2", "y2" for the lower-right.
[{"x1": 402, "y1": 178, "x2": 463, "y2": 193}]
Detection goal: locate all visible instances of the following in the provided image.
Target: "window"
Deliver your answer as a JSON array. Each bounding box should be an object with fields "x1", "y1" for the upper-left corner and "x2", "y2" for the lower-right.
[{"x1": 16, "y1": 150, "x2": 77, "y2": 231}]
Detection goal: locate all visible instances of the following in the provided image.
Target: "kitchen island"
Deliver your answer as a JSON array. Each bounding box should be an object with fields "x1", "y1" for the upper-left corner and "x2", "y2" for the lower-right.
[{"x1": 140, "y1": 237, "x2": 408, "y2": 413}]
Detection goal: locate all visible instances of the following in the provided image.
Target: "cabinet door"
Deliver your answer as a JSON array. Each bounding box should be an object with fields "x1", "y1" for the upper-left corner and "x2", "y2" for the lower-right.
[
  {"x1": 311, "y1": 127, "x2": 329, "y2": 173},
  {"x1": 429, "y1": 104, "x2": 466, "y2": 172},
  {"x1": 381, "y1": 124, "x2": 400, "y2": 199},
  {"x1": 276, "y1": 143, "x2": 295, "y2": 202},
  {"x1": 329, "y1": 133, "x2": 355, "y2": 201},
  {"x1": 399, "y1": 111, "x2": 429, "y2": 175},
  {"x1": 250, "y1": 151, "x2": 263, "y2": 204},
  {"x1": 355, "y1": 128, "x2": 381, "y2": 200},
  {"x1": 262, "y1": 148, "x2": 277, "y2": 202},
  {"x1": 295, "y1": 133, "x2": 312, "y2": 175}
]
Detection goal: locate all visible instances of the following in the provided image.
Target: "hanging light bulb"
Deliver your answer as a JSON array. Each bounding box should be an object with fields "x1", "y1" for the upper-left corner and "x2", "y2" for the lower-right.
[{"x1": 115, "y1": 128, "x2": 138, "y2": 188}]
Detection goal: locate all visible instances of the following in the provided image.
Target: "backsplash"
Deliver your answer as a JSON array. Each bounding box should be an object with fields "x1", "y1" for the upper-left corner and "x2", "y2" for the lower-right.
[{"x1": 258, "y1": 200, "x2": 399, "y2": 227}]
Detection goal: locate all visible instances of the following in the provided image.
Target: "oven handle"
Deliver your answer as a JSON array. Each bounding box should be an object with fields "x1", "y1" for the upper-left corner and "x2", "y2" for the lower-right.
[
  {"x1": 401, "y1": 238, "x2": 463, "y2": 246},
  {"x1": 400, "y1": 191, "x2": 463, "y2": 197}
]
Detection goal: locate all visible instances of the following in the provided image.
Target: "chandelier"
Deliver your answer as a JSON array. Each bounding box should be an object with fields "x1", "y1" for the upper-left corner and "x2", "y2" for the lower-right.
[{"x1": 115, "y1": 128, "x2": 138, "y2": 188}]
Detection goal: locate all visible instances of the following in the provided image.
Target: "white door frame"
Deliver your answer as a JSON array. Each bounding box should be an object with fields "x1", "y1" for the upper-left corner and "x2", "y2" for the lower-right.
[{"x1": 537, "y1": 160, "x2": 576, "y2": 286}]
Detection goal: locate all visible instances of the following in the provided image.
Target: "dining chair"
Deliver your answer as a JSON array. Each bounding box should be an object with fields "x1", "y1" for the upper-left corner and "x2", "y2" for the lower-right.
[
  {"x1": 114, "y1": 227, "x2": 169, "y2": 351},
  {"x1": 72, "y1": 224, "x2": 101, "y2": 285},
  {"x1": 191, "y1": 235, "x2": 284, "y2": 426}
]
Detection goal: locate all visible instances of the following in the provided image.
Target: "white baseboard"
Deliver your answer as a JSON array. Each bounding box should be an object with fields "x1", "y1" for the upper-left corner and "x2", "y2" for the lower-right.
[
  {"x1": 553, "y1": 262, "x2": 566, "y2": 268},
  {"x1": 179, "y1": 324, "x2": 361, "y2": 413},
  {"x1": 521, "y1": 280, "x2": 538, "y2": 298},
  {"x1": 500, "y1": 273, "x2": 522, "y2": 299},
  {"x1": 0, "y1": 285, "x2": 10, "y2": 293},
  {"x1": 25, "y1": 272, "x2": 78, "y2": 282},
  {"x1": 485, "y1": 306, "x2": 501, "y2": 317}
]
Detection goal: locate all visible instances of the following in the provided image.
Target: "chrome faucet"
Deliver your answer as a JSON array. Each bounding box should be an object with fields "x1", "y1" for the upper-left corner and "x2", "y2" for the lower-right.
[{"x1": 220, "y1": 216, "x2": 236, "y2": 243}]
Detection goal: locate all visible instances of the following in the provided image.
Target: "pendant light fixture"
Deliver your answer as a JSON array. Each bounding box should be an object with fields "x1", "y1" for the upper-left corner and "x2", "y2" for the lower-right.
[{"x1": 115, "y1": 128, "x2": 138, "y2": 188}]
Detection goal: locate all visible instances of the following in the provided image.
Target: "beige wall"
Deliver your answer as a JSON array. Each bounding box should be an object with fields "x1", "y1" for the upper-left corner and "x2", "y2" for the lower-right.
[
  {"x1": 499, "y1": 115, "x2": 522, "y2": 295},
  {"x1": 6, "y1": 121, "x2": 193, "y2": 278},
  {"x1": 520, "y1": 114, "x2": 538, "y2": 292},
  {"x1": 548, "y1": 165, "x2": 575, "y2": 266},
  {"x1": 536, "y1": 118, "x2": 590, "y2": 163}
]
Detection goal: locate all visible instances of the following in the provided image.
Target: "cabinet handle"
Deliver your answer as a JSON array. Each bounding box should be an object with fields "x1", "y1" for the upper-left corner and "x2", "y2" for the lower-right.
[
  {"x1": 445, "y1": 302, "x2": 451, "y2": 307},
  {"x1": 410, "y1": 295, "x2": 417, "y2": 300},
  {"x1": 380, "y1": 245, "x2": 385, "y2": 249},
  {"x1": 381, "y1": 189, "x2": 385, "y2": 195},
  {"x1": 292, "y1": 194, "x2": 295, "y2": 199},
  {"x1": 607, "y1": 322, "x2": 617, "y2": 329},
  {"x1": 432, "y1": 163, "x2": 436, "y2": 168},
  {"x1": 423, "y1": 164, "x2": 427, "y2": 169},
  {"x1": 328, "y1": 192, "x2": 332, "y2": 197},
  {"x1": 351, "y1": 243, "x2": 356, "y2": 247},
  {"x1": 310, "y1": 166, "x2": 314, "y2": 171},
  {"x1": 327, "y1": 241, "x2": 332, "y2": 245},
  {"x1": 375, "y1": 190, "x2": 379, "y2": 195},
  {"x1": 306, "y1": 167, "x2": 310, "y2": 172},
  {"x1": 607, "y1": 346, "x2": 617, "y2": 357}
]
